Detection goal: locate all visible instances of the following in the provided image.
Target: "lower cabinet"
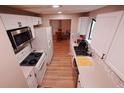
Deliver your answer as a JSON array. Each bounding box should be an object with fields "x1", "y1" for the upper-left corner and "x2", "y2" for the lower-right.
[
  {"x1": 38, "y1": 62, "x2": 47, "y2": 84},
  {"x1": 27, "y1": 69, "x2": 38, "y2": 88},
  {"x1": 77, "y1": 79, "x2": 81, "y2": 88}
]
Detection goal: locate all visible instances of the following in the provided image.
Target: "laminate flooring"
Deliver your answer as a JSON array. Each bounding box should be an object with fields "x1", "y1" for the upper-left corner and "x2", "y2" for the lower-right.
[{"x1": 40, "y1": 40, "x2": 75, "y2": 88}]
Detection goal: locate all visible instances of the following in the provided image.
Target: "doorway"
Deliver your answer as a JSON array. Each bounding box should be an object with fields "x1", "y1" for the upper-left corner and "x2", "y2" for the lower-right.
[{"x1": 50, "y1": 19, "x2": 71, "y2": 41}]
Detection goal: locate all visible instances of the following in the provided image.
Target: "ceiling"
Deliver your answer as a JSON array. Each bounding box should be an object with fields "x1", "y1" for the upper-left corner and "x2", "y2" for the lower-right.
[{"x1": 10, "y1": 5, "x2": 105, "y2": 15}]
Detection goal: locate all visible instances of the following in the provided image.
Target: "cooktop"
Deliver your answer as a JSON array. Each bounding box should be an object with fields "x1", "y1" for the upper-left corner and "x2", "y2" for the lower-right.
[{"x1": 20, "y1": 52, "x2": 43, "y2": 66}]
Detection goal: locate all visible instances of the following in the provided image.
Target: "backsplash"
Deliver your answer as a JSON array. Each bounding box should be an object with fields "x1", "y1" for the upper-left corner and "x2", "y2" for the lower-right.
[
  {"x1": 16, "y1": 44, "x2": 32, "y2": 63},
  {"x1": 89, "y1": 45, "x2": 124, "y2": 88}
]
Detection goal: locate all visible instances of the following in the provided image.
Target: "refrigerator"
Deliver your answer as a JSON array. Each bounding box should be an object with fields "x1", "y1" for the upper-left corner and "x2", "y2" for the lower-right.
[{"x1": 32, "y1": 26, "x2": 53, "y2": 64}]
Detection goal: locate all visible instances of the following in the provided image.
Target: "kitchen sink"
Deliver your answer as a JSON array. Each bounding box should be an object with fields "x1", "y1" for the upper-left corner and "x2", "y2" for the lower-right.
[{"x1": 74, "y1": 46, "x2": 91, "y2": 56}]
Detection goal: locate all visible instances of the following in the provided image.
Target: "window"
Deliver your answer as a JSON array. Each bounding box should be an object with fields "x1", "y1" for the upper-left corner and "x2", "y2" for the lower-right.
[{"x1": 88, "y1": 19, "x2": 96, "y2": 40}]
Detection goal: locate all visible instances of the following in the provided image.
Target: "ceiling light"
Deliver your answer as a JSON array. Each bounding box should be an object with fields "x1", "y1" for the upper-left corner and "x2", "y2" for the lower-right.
[
  {"x1": 58, "y1": 11, "x2": 62, "y2": 14},
  {"x1": 52, "y1": 5, "x2": 60, "y2": 8}
]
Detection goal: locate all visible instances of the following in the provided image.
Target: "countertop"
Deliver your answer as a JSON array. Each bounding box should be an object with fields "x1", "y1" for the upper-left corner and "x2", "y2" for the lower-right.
[
  {"x1": 72, "y1": 42, "x2": 115, "y2": 88},
  {"x1": 77, "y1": 58, "x2": 115, "y2": 88}
]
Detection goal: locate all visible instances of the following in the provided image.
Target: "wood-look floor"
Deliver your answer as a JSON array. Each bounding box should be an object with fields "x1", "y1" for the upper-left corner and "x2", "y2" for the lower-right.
[{"x1": 40, "y1": 39, "x2": 75, "y2": 88}]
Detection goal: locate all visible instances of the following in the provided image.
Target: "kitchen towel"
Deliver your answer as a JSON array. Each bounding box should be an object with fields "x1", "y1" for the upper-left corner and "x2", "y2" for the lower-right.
[{"x1": 76, "y1": 56, "x2": 92, "y2": 66}]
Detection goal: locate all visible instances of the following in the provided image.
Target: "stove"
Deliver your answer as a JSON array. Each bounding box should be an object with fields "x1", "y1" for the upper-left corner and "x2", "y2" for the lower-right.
[{"x1": 20, "y1": 52, "x2": 43, "y2": 66}]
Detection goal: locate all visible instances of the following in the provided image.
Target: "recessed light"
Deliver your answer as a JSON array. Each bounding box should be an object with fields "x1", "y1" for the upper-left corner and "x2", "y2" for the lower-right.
[
  {"x1": 58, "y1": 11, "x2": 62, "y2": 14},
  {"x1": 52, "y1": 5, "x2": 60, "y2": 8}
]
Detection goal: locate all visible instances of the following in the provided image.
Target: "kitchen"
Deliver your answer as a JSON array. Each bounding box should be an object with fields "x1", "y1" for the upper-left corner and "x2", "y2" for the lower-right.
[{"x1": 0, "y1": 5, "x2": 124, "y2": 88}]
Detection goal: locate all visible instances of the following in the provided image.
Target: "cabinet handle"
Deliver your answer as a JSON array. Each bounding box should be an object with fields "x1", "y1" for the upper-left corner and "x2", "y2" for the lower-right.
[
  {"x1": 101, "y1": 53, "x2": 106, "y2": 59},
  {"x1": 18, "y1": 22, "x2": 22, "y2": 27},
  {"x1": 29, "y1": 74, "x2": 32, "y2": 77},
  {"x1": 34, "y1": 73, "x2": 37, "y2": 77}
]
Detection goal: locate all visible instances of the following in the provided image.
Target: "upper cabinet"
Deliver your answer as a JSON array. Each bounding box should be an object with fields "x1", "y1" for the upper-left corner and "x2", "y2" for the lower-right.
[
  {"x1": 90, "y1": 11, "x2": 124, "y2": 58},
  {"x1": 78, "y1": 17, "x2": 91, "y2": 35},
  {"x1": 31, "y1": 16, "x2": 42, "y2": 26},
  {"x1": 0, "y1": 14, "x2": 20, "y2": 30},
  {"x1": 0, "y1": 13, "x2": 42, "y2": 30}
]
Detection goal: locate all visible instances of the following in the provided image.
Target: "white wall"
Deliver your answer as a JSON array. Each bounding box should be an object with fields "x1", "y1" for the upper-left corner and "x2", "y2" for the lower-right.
[
  {"x1": 41, "y1": 14, "x2": 81, "y2": 34},
  {"x1": 0, "y1": 18, "x2": 27, "y2": 88}
]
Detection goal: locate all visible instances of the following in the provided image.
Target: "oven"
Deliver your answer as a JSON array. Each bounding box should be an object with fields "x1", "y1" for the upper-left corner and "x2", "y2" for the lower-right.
[
  {"x1": 7, "y1": 27, "x2": 33, "y2": 53},
  {"x1": 20, "y1": 51, "x2": 47, "y2": 85}
]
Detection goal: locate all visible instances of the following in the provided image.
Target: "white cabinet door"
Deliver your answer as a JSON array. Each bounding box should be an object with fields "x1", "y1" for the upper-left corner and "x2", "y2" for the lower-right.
[
  {"x1": 78, "y1": 17, "x2": 91, "y2": 35},
  {"x1": 31, "y1": 16, "x2": 42, "y2": 26},
  {"x1": 27, "y1": 70, "x2": 38, "y2": 88},
  {"x1": 0, "y1": 14, "x2": 20, "y2": 30},
  {"x1": 31, "y1": 16, "x2": 39, "y2": 25},
  {"x1": 91, "y1": 11, "x2": 124, "y2": 58},
  {"x1": 19, "y1": 15, "x2": 31, "y2": 27},
  {"x1": 38, "y1": 17, "x2": 42, "y2": 25},
  {"x1": 105, "y1": 14, "x2": 124, "y2": 81}
]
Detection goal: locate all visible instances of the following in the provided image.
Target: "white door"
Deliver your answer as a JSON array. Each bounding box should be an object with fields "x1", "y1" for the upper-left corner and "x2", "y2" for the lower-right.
[
  {"x1": 105, "y1": 14, "x2": 124, "y2": 81},
  {"x1": 91, "y1": 11, "x2": 124, "y2": 58}
]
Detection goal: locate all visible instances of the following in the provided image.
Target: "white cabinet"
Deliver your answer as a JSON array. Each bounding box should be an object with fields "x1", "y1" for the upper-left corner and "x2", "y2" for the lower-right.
[
  {"x1": 0, "y1": 14, "x2": 30, "y2": 30},
  {"x1": 31, "y1": 16, "x2": 42, "y2": 26},
  {"x1": 0, "y1": 14, "x2": 20, "y2": 30},
  {"x1": 38, "y1": 17, "x2": 42, "y2": 24},
  {"x1": 27, "y1": 69, "x2": 38, "y2": 88},
  {"x1": 19, "y1": 15, "x2": 31, "y2": 27},
  {"x1": 77, "y1": 75, "x2": 82, "y2": 88},
  {"x1": 105, "y1": 14, "x2": 124, "y2": 81},
  {"x1": 78, "y1": 17, "x2": 91, "y2": 35},
  {"x1": 0, "y1": 13, "x2": 42, "y2": 30},
  {"x1": 91, "y1": 11, "x2": 124, "y2": 58}
]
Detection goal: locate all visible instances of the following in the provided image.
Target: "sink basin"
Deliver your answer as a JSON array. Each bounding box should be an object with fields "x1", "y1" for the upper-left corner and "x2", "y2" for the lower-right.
[{"x1": 74, "y1": 46, "x2": 90, "y2": 56}]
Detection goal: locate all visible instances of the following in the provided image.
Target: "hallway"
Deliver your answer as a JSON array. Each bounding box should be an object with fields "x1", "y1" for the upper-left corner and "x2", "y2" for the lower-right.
[{"x1": 40, "y1": 40, "x2": 75, "y2": 88}]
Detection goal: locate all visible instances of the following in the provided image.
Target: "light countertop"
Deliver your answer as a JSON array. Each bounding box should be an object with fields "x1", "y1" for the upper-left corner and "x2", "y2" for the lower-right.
[
  {"x1": 71, "y1": 41, "x2": 115, "y2": 88},
  {"x1": 77, "y1": 58, "x2": 115, "y2": 88}
]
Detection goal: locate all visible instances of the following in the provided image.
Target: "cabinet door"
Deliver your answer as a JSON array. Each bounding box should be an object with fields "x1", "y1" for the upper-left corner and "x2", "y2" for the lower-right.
[
  {"x1": 31, "y1": 16, "x2": 39, "y2": 25},
  {"x1": 19, "y1": 15, "x2": 30, "y2": 27},
  {"x1": 91, "y1": 11, "x2": 123, "y2": 58},
  {"x1": 27, "y1": 70, "x2": 38, "y2": 88},
  {"x1": 0, "y1": 14, "x2": 19, "y2": 30},
  {"x1": 105, "y1": 14, "x2": 124, "y2": 81},
  {"x1": 78, "y1": 17, "x2": 91, "y2": 35},
  {"x1": 38, "y1": 17, "x2": 42, "y2": 25}
]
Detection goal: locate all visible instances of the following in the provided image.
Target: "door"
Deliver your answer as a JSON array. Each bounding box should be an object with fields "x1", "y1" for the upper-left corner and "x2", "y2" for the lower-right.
[
  {"x1": 91, "y1": 11, "x2": 124, "y2": 58},
  {"x1": 105, "y1": 13, "x2": 124, "y2": 81}
]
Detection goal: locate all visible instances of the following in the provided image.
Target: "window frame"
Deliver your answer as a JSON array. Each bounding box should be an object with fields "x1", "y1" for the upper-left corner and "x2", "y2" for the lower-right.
[{"x1": 88, "y1": 19, "x2": 96, "y2": 40}]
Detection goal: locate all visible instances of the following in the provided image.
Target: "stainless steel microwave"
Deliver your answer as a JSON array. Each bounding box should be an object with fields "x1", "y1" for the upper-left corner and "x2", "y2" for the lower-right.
[{"x1": 7, "y1": 27, "x2": 33, "y2": 53}]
